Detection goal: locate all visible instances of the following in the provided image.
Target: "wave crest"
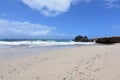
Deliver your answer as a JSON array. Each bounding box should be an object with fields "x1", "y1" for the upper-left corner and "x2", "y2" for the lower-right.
[{"x1": 0, "y1": 40, "x2": 95, "y2": 47}]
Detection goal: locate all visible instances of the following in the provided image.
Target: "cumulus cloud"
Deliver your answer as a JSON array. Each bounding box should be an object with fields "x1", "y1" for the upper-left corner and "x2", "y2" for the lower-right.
[
  {"x1": 0, "y1": 19, "x2": 57, "y2": 39},
  {"x1": 21, "y1": 0, "x2": 120, "y2": 17},
  {"x1": 21, "y1": 0, "x2": 80, "y2": 17}
]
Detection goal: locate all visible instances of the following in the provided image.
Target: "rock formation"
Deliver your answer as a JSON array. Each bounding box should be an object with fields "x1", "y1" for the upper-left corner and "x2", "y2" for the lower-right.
[
  {"x1": 95, "y1": 36, "x2": 120, "y2": 44},
  {"x1": 74, "y1": 35, "x2": 91, "y2": 42}
]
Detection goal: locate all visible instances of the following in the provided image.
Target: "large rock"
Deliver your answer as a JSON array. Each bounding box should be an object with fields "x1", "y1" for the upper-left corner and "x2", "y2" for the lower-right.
[
  {"x1": 74, "y1": 35, "x2": 90, "y2": 42},
  {"x1": 95, "y1": 36, "x2": 120, "y2": 44}
]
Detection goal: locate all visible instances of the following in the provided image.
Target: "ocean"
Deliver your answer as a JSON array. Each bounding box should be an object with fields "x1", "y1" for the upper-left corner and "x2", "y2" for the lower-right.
[{"x1": 0, "y1": 39, "x2": 95, "y2": 60}]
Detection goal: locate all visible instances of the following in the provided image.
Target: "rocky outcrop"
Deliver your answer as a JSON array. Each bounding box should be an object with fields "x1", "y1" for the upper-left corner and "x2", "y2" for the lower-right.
[
  {"x1": 74, "y1": 35, "x2": 91, "y2": 42},
  {"x1": 95, "y1": 36, "x2": 120, "y2": 44}
]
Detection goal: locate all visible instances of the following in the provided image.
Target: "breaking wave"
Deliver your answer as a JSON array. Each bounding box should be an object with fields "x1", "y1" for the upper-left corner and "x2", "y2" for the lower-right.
[{"x1": 0, "y1": 40, "x2": 95, "y2": 47}]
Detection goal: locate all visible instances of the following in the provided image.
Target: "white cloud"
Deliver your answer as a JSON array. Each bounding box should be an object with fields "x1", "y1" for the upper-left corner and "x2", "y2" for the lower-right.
[
  {"x1": 21, "y1": 0, "x2": 120, "y2": 17},
  {"x1": 0, "y1": 13, "x2": 7, "y2": 17},
  {"x1": 113, "y1": 25, "x2": 120, "y2": 29},
  {"x1": 21, "y1": 0, "x2": 80, "y2": 17},
  {"x1": 104, "y1": 0, "x2": 119, "y2": 8},
  {"x1": 81, "y1": 0, "x2": 119, "y2": 8},
  {"x1": 0, "y1": 19, "x2": 58, "y2": 38}
]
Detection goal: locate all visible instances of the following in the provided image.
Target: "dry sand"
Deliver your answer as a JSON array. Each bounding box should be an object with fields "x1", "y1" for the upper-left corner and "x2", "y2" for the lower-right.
[{"x1": 0, "y1": 44, "x2": 120, "y2": 80}]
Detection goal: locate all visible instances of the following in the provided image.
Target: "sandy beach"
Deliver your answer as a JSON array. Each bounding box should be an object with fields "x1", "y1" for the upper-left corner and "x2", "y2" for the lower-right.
[{"x1": 0, "y1": 44, "x2": 120, "y2": 80}]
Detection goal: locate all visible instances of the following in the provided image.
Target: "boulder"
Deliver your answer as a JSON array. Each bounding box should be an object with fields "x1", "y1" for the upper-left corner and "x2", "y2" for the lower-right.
[
  {"x1": 95, "y1": 36, "x2": 120, "y2": 44},
  {"x1": 74, "y1": 35, "x2": 90, "y2": 42}
]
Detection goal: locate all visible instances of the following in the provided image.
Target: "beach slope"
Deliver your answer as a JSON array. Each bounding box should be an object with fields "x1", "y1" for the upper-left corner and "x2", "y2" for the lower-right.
[{"x1": 0, "y1": 44, "x2": 120, "y2": 80}]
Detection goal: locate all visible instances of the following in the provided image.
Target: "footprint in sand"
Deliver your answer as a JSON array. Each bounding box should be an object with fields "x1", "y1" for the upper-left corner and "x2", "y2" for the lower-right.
[
  {"x1": 63, "y1": 77, "x2": 67, "y2": 80},
  {"x1": 79, "y1": 72, "x2": 84, "y2": 75},
  {"x1": 1, "y1": 76, "x2": 4, "y2": 79},
  {"x1": 35, "y1": 76, "x2": 40, "y2": 80},
  {"x1": 34, "y1": 57, "x2": 38, "y2": 60},
  {"x1": 91, "y1": 57, "x2": 96, "y2": 61},
  {"x1": 96, "y1": 55, "x2": 100, "y2": 58},
  {"x1": 27, "y1": 64, "x2": 31, "y2": 67},
  {"x1": 14, "y1": 68, "x2": 17, "y2": 71},
  {"x1": 94, "y1": 68, "x2": 100, "y2": 72},
  {"x1": 17, "y1": 71, "x2": 20, "y2": 74},
  {"x1": 9, "y1": 71, "x2": 12, "y2": 74},
  {"x1": 8, "y1": 65, "x2": 11, "y2": 67}
]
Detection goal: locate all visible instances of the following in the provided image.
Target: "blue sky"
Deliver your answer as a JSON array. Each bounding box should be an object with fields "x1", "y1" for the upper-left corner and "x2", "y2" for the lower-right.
[{"x1": 0, "y1": 0, "x2": 120, "y2": 39}]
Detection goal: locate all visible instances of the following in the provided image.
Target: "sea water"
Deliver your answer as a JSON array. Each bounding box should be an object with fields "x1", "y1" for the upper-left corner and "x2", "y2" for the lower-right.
[{"x1": 0, "y1": 39, "x2": 95, "y2": 60}]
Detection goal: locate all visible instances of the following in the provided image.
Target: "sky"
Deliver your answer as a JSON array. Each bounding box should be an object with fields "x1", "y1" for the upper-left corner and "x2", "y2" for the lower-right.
[{"x1": 0, "y1": 0, "x2": 120, "y2": 39}]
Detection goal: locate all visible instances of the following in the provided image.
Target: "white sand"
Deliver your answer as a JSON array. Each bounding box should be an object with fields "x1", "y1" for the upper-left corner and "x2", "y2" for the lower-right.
[{"x1": 0, "y1": 44, "x2": 120, "y2": 80}]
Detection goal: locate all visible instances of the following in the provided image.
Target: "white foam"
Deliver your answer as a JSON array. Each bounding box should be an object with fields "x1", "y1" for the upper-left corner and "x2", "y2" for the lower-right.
[{"x1": 0, "y1": 40, "x2": 95, "y2": 47}]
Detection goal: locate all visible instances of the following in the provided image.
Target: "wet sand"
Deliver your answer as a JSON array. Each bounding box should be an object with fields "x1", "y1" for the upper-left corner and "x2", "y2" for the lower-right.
[{"x1": 0, "y1": 44, "x2": 120, "y2": 80}]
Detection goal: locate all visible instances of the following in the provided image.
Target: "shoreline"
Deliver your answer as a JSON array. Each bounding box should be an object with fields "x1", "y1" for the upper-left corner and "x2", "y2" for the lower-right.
[
  {"x1": 0, "y1": 45, "x2": 77, "y2": 61},
  {"x1": 0, "y1": 43, "x2": 120, "y2": 80},
  {"x1": 0, "y1": 43, "x2": 95, "y2": 61}
]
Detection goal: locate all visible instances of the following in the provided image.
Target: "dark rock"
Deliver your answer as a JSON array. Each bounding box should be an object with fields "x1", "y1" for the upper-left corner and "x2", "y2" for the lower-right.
[
  {"x1": 74, "y1": 35, "x2": 90, "y2": 42},
  {"x1": 95, "y1": 36, "x2": 120, "y2": 44}
]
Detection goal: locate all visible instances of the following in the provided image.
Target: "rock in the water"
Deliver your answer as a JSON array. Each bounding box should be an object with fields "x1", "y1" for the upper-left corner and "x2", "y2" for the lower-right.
[
  {"x1": 74, "y1": 35, "x2": 90, "y2": 42},
  {"x1": 95, "y1": 36, "x2": 120, "y2": 44}
]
